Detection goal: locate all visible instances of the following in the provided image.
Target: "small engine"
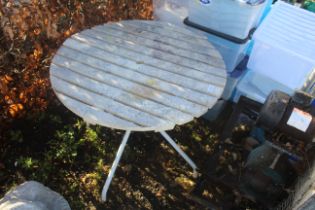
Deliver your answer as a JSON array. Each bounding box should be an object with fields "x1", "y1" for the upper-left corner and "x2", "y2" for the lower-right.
[{"x1": 257, "y1": 90, "x2": 315, "y2": 143}]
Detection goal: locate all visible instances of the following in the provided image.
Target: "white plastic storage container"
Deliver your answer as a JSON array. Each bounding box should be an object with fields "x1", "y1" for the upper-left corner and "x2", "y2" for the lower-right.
[
  {"x1": 206, "y1": 32, "x2": 251, "y2": 72},
  {"x1": 303, "y1": 71, "x2": 315, "y2": 96},
  {"x1": 233, "y1": 70, "x2": 294, "y2": 103},
  {"x1": 187, "y1": 0, "x2": 269, "y2": 40},
  {"x1": 221, "y1": 58, "x2": 249, "y2": 99},
  {"x1": 153, "y1": 0, "x2": 251, "y2": 72},
  {"x1": 248, "y1": 1, "x2": 315, "y2": 92},
  {"x1": 233, "y1": 65, "x2": 315, "y2": 104}
]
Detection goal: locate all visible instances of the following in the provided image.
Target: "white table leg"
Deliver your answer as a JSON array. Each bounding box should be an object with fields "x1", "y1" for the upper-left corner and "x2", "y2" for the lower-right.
[
  {"x1": 160, "y1": 131, "x2": 197, "y2": 174},
  {"x1": 101, "y1": 130, "x2": 131, "y2": 201}
]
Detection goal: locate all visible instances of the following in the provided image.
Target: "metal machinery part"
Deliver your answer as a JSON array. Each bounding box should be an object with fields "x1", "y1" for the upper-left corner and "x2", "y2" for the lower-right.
[
  {"x1": 192, "y1": 91, "x2": 315, "y2": 209},
  {"x1": 243, "y1": 90, "x2": 315, "y2": 208},
  {"x1": 257, "y1": 90, "x2": 315, "y2": 143}
]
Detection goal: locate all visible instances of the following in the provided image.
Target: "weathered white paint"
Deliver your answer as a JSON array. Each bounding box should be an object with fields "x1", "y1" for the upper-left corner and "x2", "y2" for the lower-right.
[
  {"x1": 50, "y1": 20, "x2": 227, "y2": 131},
  {"x1": 79, "y1": 28, "x2": 225, "y2": 68},
  {"x1": 51, "y1": 57, "x2": 208, "y2": 117},
  {"x1": 80, "y1": 28, "x2": 218, "y2": 67},
  {"x1": 105, "y1": 21, "x2": 224, "y2": 60},
  {"x1": 51, "y1": 64, "x2": 193, "y2": 125},
  {"x1": 123, "y1": 20, "x2": 216, "y2": 49},
  {"x1": 102, "y1": 130, "x2": 131, "y2": 201},
  {"x1": 54, "y1": 49, "x2": 220, "y2": 105},
  {"x1": 64, "y1": 36, "x2": 225, "y2": 87},
  {"x1": 64, "y1": 35, "x2": 225, "y2": 80},
  {"x1": 93, "y1": 26, "x2": 225, "y2": 69},
  {"x1": 51, "y1": 75, "x2": 175, "y2": 128},
  {"x1": 131, "y1": 20, "x2": 208, "y2": 40}
]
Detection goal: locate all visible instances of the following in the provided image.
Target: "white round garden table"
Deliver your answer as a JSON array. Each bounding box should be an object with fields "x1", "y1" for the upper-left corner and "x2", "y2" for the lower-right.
[{"x1": 50, "y1": 20, "x2": 227, "y2": 201}]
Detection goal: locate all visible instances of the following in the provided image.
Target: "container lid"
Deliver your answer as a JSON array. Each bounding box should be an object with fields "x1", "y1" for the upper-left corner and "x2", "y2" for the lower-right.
[
  {"x1": 240, "y1": 0, "x2": 267, "y2": 6},
  {"x1": 253, "y1": 1, "x2": 315, "y2": 59}
]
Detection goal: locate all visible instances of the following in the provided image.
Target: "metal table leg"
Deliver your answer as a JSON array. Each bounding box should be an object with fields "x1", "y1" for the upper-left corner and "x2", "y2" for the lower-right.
[
  {"x1": 160, "y1": 131, "x2": 198, "y2": 174},
  {"x1": 101, "y1": 130, "x2": 131, "y2": 201},
  {"x1": 102, "y1": 130, "x2": 198, "y2": 201}
]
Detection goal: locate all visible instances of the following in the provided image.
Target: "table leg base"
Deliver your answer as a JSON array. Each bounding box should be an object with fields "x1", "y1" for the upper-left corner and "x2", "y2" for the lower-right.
[
  {"x1": 101, "y1": 130, "x2": 131, "y2": 201},
  {"x1": 101, "y1": 130, "x2": 198, "y2": 201},
  {"x1": 160, "y1": 131, "x2": 198, "y2": 172}
]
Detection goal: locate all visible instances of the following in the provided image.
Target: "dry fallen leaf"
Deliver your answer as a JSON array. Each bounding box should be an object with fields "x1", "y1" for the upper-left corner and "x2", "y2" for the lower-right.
[
  {"x1": 4, "y1": 96, "x2": 13, "y2": 104},
  {"x1": 4, "y1": 75, "x2": 13, "y2": 82},
  {"x1": 33, "y1": 28, "x2": 41, "y2": 35},
  {"x1": 0, "y1": 80, "x2": 8, "y2": 94},
  {"x1": 175, "y1": 176, "x2": 196, "y2": 191}
]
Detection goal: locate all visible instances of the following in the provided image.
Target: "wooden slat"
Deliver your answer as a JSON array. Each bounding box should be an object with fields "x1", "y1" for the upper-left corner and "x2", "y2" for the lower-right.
[
  {"x1": 97, "y1": 24, "x2": 226, "y2": 77},
  {"x1": 52, "y1": 53, "x2": 209, "y2": 116},
  {"x1": 123, "y1": 20, "x2": 215, "y2": 48},
  {"x1": 78, "y1": 30, "x2": 225, "y2": 69},
  {"x1": 53, "y1": 53, "x2": 223, "y2": 106},
  {"x1": 70, "y1": 34, "x2": 225, "y2": 92},
  {"x1": 51, "y1": 63, "x2": 194, "y2": 125},
  {"x1": 80, "y1": 26, "x2": 225, "y2": 68},
  {"x1": 94, "y1": 24, "x2": 224, "y2": 65},
  {"x1": 90, "y1": 27, "x2": 226, "y2": 81},
  {"x1": 135, "y1": 20, "x2": 209, "y2": 40},
  {"x1": 64, "y1": 39, "x2": 226, "y2": 96},
  {"x1": 54, "y1": 92, "x2": 140, "y2": 130},
  {"x1": 66, "y1": 34, "x2": 224, "y2": 80},
  {"x1": 69, "y1": 31, "x2": 225, "y2": 78},
  {"x1": 74, "y1": 32, "x2": 225, "y2": 86},
  {"x1": 94, "y1": 25, "x2": 222, "y2": 63},
  {"x1": 51, "y1": 75, "x2": 175, "y2": 129}
]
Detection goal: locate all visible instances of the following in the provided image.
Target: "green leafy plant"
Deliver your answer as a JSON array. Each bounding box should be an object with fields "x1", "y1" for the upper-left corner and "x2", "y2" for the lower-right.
[
  {"x1": 303, "y1": 0, "x2": 315, "y2": 12},
  {"x1": 17, "y1": 157, "x2": 39, "y2": 170}
]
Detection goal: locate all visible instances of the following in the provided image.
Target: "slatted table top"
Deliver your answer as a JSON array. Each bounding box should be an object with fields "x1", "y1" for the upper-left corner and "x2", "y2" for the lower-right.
[{"x1": 50, "y1": 20, "x2": 227, "y2": 131}]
